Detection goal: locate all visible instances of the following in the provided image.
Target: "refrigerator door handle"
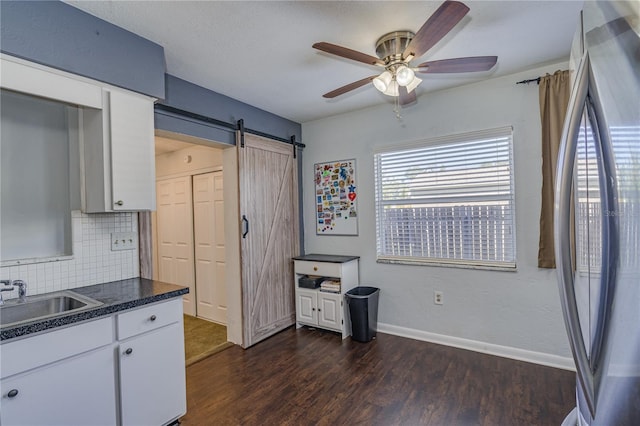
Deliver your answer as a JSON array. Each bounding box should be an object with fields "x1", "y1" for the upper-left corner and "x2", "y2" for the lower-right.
[
  {"x1": 554, "y1": 52, "x2": 597, "y2": 418},
  {"x1": 584, "y1": 85, "x2": 617, "y2": 375}
]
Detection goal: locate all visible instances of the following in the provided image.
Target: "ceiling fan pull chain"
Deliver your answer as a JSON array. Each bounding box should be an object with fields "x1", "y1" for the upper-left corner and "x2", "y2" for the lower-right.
[{"x1": 394, "y1": 96, "x2": 402, "y2": 121}]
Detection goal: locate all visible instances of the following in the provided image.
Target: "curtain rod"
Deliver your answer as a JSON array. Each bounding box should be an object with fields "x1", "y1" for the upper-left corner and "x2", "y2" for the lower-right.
[
  {"x1": 154, "y1": 104, "x2": 305, "y2": 148},
  {"x1": 516, "y1": 77, "x2": 541, "y2": 85}
]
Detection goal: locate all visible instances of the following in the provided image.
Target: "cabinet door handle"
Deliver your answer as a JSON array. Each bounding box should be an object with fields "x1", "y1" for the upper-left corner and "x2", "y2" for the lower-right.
[
  {"x1": 124, "y1": 347, "x2": 133, "y2": 355},
  {"x1": 150, "y1": 315, "x2": 157, "y2": 321},
  {"x1": 7, "y1": 389, "x2": 19, "y2": 398},
  {"x1": 114, "y1": 200, "x2": 124, "y2": 206},
  {"x1": 318, "y1": 308, "x2": 322, "y2": 312},
  {"x1": 312, "y1": 308, "x2": 315, "y2": 311}
]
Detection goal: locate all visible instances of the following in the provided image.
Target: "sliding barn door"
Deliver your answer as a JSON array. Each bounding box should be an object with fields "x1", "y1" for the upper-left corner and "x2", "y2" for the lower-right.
[{"x1": 238, "y1": 133, "x2": 299, "y2": 348}]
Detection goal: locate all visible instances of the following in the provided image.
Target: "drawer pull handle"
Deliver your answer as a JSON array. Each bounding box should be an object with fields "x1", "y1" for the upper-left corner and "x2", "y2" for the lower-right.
[
  {"x1": 150, "y1": 315, "x2": 157, "y2": 321},
  {"x1": 124, "y1": 348, "x2": 133, "y2": 355},
  {"x1": 115, "y1": 200, "x2": 124, "y2": 206},
  {"x1": 7, "y1": 389, "x2": 18, "y2": 398},
  {"x1": 313, "y1": 266, "x2": 318, "y2": 271}
]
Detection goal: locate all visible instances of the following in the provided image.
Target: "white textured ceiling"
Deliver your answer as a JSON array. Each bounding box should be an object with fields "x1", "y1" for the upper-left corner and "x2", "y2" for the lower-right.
[{"x1": 64, "y1": 1, "x2": 583, "y2": 123}]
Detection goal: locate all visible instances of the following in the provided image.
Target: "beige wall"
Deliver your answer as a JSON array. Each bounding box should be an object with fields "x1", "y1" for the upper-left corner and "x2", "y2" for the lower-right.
[{"x1": 155, "y1": 144, "x2": 223, "y2": 178}]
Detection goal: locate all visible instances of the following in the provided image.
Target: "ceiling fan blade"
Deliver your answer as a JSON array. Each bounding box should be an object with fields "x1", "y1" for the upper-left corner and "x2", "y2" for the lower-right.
[
  {"x1": 403, "y1": 1, "x2": 470, "y2": 60},
  {"x1": 313, "y1": 42, "x2": 385, "y2": 66},
  {"x1": 399, "y1": 85, "x2": 417, "y2": 106},
  {"x1": 417, "y1": 56, "x2": 498, "y2": 73},
  {"x1": 323, "y1": 76, "x2": 376, "y2": 98}
]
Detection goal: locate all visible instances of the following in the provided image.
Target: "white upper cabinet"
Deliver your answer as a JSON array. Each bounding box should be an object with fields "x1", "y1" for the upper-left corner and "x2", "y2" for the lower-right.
[
  {"x1": 0, "y1": 54, "x2": 157, "y2": 214},
  {"x1": 82, "y1": 88, "x2": 156, "y2": 212}
]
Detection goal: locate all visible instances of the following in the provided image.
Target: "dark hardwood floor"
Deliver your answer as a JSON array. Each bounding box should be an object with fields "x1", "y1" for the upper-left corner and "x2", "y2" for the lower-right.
[{"x1": 181, "y1": 326, "x2": 575, "y2": 425}]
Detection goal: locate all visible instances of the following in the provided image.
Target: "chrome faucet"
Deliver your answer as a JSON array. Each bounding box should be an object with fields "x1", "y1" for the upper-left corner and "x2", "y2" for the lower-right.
[
  {"x1": 13, "y1": 280, "x2": 27, "y2": 302},
  {"x1": 0, "y1": 280, "x2": 14, "y2": 306},
  {"x1": 0, "y1": 279, "x2": 27, "y2": 305}
]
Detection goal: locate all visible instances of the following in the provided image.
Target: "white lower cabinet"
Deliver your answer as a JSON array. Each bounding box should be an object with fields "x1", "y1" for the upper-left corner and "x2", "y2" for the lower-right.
[
  {"x1": 1, "y1": 345, "x2": 116, "y2": 426},
  {"x1": 118, "y1": 300, "x2": 186, "y2": 426},
  {"x1": 0, "y1": 298, "x2": 186, "y2": 426},
  {"x1": 296, "y1": 289, "x2": 343, "y2": 332}
]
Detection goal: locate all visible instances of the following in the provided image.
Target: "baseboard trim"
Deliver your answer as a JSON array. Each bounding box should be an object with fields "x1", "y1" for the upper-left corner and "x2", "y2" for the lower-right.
[{"x1": 377, "y1": 322, "x2": 576, "y2": 371}]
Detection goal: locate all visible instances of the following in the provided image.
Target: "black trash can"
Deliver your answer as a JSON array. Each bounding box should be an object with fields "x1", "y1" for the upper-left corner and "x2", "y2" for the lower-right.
[{"x1": 346, "y1": 286, "x2": 380, "y2": 342}]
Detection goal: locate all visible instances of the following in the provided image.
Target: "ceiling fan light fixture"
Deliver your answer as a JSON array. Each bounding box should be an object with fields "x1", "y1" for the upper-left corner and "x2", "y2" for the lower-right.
[
  {"x1": 406, "y1": 76, "x2": 422, "y2": 93},
  {"x1": 395, "y1": 65, "x2": 415, "y2": 86},
  {"x1": 373, "y1": 70, "x2": 393, "y2": 93},
  {"x1": 382, "y1": 80, "x2": 399, "y2": 97}
]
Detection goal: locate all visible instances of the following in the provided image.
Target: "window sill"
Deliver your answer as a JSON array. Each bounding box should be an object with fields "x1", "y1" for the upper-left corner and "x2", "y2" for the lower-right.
[{"x1": 376, "y1": 256, "x2": 517, "y2": 272}]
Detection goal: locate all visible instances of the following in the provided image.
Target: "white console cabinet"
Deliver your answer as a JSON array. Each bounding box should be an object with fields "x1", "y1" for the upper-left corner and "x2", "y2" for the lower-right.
[{"x1": 293, "y1": 254, "x2": 359, "y2": 339}]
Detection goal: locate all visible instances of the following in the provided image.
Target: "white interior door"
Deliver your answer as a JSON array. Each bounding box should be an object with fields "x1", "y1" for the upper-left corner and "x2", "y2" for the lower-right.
[
  {"x1": 193, "y1": 171, "x2": 227, "y2": 324},
  {"x1": 156, "y1": 177, "x2": 196, "y2": 316},
  {"x1": 238, "y1": 133, "x2": 299, "y2": 348}
]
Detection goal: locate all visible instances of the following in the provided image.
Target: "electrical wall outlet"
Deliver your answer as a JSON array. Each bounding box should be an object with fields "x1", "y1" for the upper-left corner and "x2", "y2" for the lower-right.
[
  {"x1": 111, "y1": 232, "x2": 137, "y2": 251},
  {"x1": 434, "y1": 290, "x2": 443, "y2": 305}
]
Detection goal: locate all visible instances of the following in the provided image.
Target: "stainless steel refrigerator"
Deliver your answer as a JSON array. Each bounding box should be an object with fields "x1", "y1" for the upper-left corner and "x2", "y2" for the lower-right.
[{"x1": 555, "y1": 1, "x2": 639, "y2": 425}]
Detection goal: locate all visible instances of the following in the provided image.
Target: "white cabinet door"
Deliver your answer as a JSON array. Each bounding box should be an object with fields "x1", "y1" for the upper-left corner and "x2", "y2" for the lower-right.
[
  {"x1": 318, "y1": 292, "x2": 342, "y2": 331},
  {"x1": 109, "y1": 89, "x2": 155, "y2": 211},
  {"x1": 82, "y1": 88, "x2": 156, "y2": 212},
  {"x1": 0, "y1": 346, "x2": 116, "y2": 426},
  {"x1": 119, "y1": 322, "x2": 186, "y2": 426},
  {"x1": 296, "y1": 289, "x2": 317, "y2": 325}
]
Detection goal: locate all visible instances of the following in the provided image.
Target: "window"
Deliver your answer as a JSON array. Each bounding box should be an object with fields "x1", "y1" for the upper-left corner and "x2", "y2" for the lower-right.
[{"x1": 374, "y1": 127, "x2": 516, "y2": 269}]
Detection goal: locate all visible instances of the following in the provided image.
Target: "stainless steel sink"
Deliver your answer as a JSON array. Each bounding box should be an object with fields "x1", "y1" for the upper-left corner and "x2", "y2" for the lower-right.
[{"x1": 0, "y1": 290, "x2": 103, "y2": 328}]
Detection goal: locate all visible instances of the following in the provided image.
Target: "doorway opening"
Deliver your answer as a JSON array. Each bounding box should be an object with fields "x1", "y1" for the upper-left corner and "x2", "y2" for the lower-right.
[{"x1": 146, "y1": 133, "x2": 243, "y2": 357}]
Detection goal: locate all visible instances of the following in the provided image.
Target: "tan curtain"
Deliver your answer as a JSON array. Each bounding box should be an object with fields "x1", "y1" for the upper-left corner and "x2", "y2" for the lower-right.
[{"x1": 538, "y1": 70, "x2": 570, "y2": 268}]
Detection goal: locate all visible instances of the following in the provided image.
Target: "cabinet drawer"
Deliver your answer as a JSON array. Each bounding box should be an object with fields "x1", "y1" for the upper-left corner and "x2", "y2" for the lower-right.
[
  {"x1": 295, "y1": 261, "x2": 341, "y2": 278},
  {"x1": 117, "y1": 298, "x2": 182, "y2": 340},
  {"x1": 1, "y1": 317, "x2": 113, "y2": 379}
]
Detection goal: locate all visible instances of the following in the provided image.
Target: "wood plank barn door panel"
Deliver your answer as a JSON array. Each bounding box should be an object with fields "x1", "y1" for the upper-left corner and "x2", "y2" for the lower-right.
[{"x1": 238, "y1": 133, "x2": 299, "y2": 348}]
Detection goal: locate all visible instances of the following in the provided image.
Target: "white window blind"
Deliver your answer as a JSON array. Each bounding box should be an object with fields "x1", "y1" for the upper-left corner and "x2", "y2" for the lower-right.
[{"x1": 374, "y1": 127, "x2": 516, "y2": 269}]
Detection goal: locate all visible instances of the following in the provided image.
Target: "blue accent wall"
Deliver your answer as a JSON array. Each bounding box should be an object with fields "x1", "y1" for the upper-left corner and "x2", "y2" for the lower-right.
[
  {"x1": 1, "y1": 1, "x2": 302, "y2": 144},
  {"x1": 0, "y1": 1, "x2": 165, "y2": 99},
  {"x1": 156, "y1": 75, "x2": 301, "y2": 146}
]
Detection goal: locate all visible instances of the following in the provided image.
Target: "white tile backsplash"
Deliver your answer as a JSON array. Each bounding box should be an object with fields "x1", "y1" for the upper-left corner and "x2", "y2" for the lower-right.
[{"x1": 0, "y1": 210, "x2": 139, "y2": 298}]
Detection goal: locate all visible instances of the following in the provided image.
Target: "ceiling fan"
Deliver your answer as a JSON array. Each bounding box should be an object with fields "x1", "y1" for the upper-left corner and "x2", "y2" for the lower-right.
[{"x1": 313, "y1": 0, "x2": 497, "y2": 107}]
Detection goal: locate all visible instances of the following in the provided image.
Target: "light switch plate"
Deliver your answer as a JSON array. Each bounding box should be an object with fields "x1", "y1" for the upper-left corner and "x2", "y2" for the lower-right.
[{"x1": 111, "y1": 232, "x2": 137, "y2": 251}]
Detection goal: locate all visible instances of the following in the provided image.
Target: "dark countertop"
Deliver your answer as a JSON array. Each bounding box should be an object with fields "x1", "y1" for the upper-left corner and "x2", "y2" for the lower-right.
[
  {"x1": 1, "y1": 278, "x2": 188, "y2": 341},
  {"x1": 292, "y1": 254, "x2": 360, "y2": 263}
]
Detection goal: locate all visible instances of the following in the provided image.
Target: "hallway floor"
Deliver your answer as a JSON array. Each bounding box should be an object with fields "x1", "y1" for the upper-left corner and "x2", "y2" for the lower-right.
[{"x1": 183, "y1": 315, "x2": 231, "y2": 366}]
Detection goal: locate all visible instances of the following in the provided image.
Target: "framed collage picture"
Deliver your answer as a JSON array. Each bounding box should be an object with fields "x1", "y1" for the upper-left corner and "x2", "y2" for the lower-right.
[{"x1": 314, "y1": 159, "x2": 358, "y2": 235}]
